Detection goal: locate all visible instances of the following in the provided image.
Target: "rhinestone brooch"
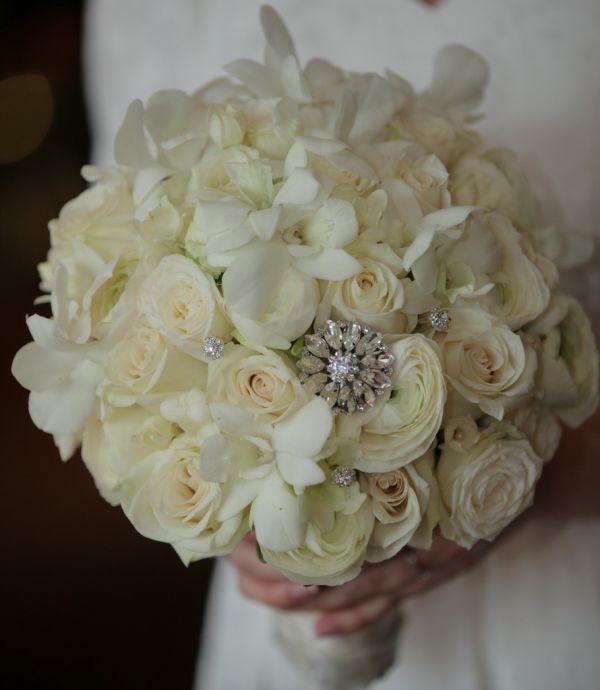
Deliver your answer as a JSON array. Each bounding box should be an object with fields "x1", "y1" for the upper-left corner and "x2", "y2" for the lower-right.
[
  {"x1": 331, "y1": 466, "x2": 357, "y2": 487},
  {"x1": 428, "y1": 307, "x2": 450, "y2": 332},
  {"x1": 296, "y1": 320, "x2": 394, "y2": 415},
  {"x1": 202, "y1": 336, "x2": 225, "y2": 360}
]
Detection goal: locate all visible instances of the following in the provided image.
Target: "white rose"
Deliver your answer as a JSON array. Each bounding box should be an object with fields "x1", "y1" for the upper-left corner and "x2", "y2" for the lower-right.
[
  {"x1": 46, "y1": 167, "x2": 137, "y2": 259},
  {"x1": 138, "y1": 254, "x2": 232, "y2": 358},
  {"x1": 222, "y1": 242, "x2": 319, "y2": 349},
  {"x1": 528, "y1": 294, "x2": 599, "y2": 427},
  {"x1": 364, "y1": 450, "x2": 437, "y2": 562},
  {"x1": 441, "y1": 308, "x2": 537, "y2": 420},
  {"x1": 104, "y1": 319, "x2": 206, "y2": 404},
  {"x1": 508, "y1": 402, "x2": 562, "y2": 463},
  {"x1": 207, "y1": 344, "x2": 308, "y2": 422},
  {"x1": 121, "y1": 434, "x2": 247, "y2": 558},
  {"x1": 316, "y1": 242, "x2": 416, "y2": 334},
  {"x1": 438, "y1": 423, "x2": 543, "y2": 547},
  {"x1": 398, "y1": 153, "x2": 451, "y2": 214},
  {"x1": 394, "y1": 109, "x2": 465, "y2": 164},
  {"x1": 339, "y1": 334, "x2": 446, "y2": 471},
  {"x1": 441, "y1": 214, "x2": 550, "y2": 329},
  {"x1": 48, "y1": 245, "x2": 137, "y2": 344},
  {"x1": 261, "y1": 476, "x2": 374, "y2": 585},
  {"x1": 81, "y1": 403, "x2": 179, "y2": 505},
  {"x1": 449, "y1": 148, "x2": 538, "y2": 230}
]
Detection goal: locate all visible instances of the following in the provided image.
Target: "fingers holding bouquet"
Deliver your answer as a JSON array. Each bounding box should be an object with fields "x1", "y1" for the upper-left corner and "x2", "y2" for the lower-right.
[{"x1": 230, "y1": 530, "x2": 495, "y2": 635}]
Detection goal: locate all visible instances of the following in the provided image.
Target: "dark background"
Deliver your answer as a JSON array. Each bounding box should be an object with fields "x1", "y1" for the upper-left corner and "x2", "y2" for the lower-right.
[{"x1": 0, "y1": 3, "x2": 213, "y2": 689}]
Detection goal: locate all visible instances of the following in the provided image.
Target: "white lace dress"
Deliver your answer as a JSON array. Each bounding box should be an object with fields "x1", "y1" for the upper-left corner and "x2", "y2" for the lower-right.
[{"x1": 84, "y1": 1, "x2": 600, "y2": 688}]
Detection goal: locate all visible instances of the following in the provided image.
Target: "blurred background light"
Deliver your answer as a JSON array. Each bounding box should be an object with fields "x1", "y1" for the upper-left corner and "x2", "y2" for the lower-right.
[{"x1": 0, "y1": 73, "x2": 53, "y2": 164}]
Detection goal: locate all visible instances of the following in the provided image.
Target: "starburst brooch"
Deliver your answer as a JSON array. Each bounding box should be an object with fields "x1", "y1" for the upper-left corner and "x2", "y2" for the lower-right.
[{"x1": 297, "y1": 320, "x2": 394, "y2": 415}]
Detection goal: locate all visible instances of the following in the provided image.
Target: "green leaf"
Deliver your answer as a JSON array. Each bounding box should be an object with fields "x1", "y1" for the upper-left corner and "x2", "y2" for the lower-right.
[
  {"x1": 255, "y1": 542, "x2": 266, "y2": 564},
  {"x1": 289, "y1": 335, "x2": 305, "y2": 358}
]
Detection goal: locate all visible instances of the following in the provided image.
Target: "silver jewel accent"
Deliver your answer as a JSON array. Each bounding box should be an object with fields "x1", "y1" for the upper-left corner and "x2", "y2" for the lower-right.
[
  {"x1": 202, "y1": 336, "x2": 225, "y2": 360},
  {"x1": 429, "y1": 307, "x2": 450, "y2": 332},
  {"x1": 297, "y1": 320, "x2": 395, "y2": 415},
  {"x1": 331, "y1": 466, "x2": 357, "y2": 487}
]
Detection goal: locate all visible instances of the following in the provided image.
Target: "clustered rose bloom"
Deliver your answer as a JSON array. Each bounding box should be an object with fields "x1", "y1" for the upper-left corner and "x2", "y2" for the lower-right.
[{"x1": 12, "y1": 7, "x2": 598, "y2": 585}]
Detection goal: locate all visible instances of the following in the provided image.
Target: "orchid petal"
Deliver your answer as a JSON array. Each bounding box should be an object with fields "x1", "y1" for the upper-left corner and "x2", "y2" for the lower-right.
[
  {"x1": 250, "y1": 473, "x2": 306, "y2": 551},
  {"x1": 273, "y1": 168, "x2": 320, "y2": 206},
  {"x1": 293, "y1": 248, "x2": 362, "y2": 280},
  {"x1": 114, "y1": 99, "x2": 154, "y2": 168}
]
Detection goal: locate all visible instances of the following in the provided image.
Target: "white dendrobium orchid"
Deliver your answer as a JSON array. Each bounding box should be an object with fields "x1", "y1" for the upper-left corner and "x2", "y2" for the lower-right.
[
  {"x1": 12, "y1": 315, "x2": 106, "y2": 455},
  {"x1": 188, "y1": 150, "x2": 362, "y2": 281}
]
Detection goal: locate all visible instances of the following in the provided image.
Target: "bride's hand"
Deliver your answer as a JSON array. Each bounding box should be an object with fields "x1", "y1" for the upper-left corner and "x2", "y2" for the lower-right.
[
  {"x1": 229, "y1": 530, "x2": 493, "y2": 634},
  {"x1": 229, "y1": 534, "x2": 321, "y2": 608},
  {"x1": 307, "y1": 532, "x2": 492, "y2": 635}
]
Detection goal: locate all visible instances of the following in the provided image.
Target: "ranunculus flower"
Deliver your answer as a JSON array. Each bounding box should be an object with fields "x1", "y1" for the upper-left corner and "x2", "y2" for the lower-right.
[
  {"x1": 437, "y1": 422, "x2": 543, "y2": 547},
  {"x1": 338, "y1": 334, "x2": 446, "y2": 471},
  {"x1": 527, "y1": 293, "x2": 599, "y2": 427}
]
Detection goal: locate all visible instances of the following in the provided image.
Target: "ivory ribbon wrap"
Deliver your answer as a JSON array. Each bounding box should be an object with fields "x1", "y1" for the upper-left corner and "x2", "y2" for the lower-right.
[{"x1": 272, "y1": 607, "x2": 403, "y2": 689}]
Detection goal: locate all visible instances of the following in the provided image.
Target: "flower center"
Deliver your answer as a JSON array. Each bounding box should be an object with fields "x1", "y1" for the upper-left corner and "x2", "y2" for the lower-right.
[{"x1": 327, "y1": 351, "x2": 360, "y2": 384}]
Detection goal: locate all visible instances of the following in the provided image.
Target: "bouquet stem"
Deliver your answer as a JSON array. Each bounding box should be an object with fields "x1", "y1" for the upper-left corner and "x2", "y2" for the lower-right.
[{"x1": 272, "y1": 607, "x2": 403, "y2": 689}]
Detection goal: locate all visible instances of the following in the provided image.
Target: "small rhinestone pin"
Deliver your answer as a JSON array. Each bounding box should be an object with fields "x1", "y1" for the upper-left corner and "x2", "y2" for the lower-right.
[
  {"x1": 429, "y1": 307, "x2": 450, "y2": 332},
  {"x1": 331, "y1": 466, "x2": 357, "y2": 487},
  {"x1": 202, "y1": 336, "x2": 225, "y2": 360}
]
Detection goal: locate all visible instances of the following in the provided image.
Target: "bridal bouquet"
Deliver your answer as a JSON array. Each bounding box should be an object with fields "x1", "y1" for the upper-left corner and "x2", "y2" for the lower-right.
[{"x1": 13, "y1": 7, "x2": 598, "y2": 592}]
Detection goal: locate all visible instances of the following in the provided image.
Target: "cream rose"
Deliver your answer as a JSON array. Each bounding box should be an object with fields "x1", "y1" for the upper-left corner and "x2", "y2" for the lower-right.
[
  {"x1": 528, "y1": 294, "x2": 599, "y2": 427},
  {"x1": 207, "y1": 344, "x2": 308, "y2": 422},
  {"x1": 104, "y1": 319, "x2": 206, "y2": 404},
  {"x1": 449, "y1": 148, "x2": 538, "y2": 230},
  {"x1": 339, "y1": 334, "x2": 446, "y2": 471},
  {"x1": 139, "y1": 254, "x2": 231, "y2": 358},
  {"x1": 316, "y1": 242, "x2": 416, "y2": 334},
  {"x1": 441, "y1": 309, "x2": 537, "y2": 420},
  {"x1": 438, "y1": 423, "x2": 543, "y2": 547},
  {"x1": 121, "y1": 434, "x2": 247, "y2": 558},
  {"x1": 364, "y1": 450, "x2": 437, "y2": 562}
]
